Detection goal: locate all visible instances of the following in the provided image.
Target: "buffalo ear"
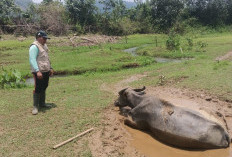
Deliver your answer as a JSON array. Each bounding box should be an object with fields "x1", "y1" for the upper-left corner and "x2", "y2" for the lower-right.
[
  {"x1": 119, "y1": 87, "x2": 128, "y2": 95},
  {"x1": 133, "y1": 86, "x2": 146, "y2": 92},
  {"x1": 123, "y1": 90, "x2": 128, "y2": 98}
]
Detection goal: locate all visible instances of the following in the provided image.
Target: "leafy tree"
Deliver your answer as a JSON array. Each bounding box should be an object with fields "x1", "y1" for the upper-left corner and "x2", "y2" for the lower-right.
[
  {"x1": 66, "y1": 0, "x2": 97, "y2": 28},
  {"x1": 99, "y1": 0, "x2": 127, "y2": 35},
  {"x1": 99, "y1": 0, "x2": 116, "y2": 18},
  {"x1": 150, "y1": 0, "x2": 184, "y2": 32},
  {"x1": 0, "y1": 0, "x2": 21, "y2": 25},
  {"x1": 187, "y1": 0, "x2": 228, "y2": 26},
  {"x1": 25, "y1": 3, "x2": 39, "y2": 23},
  {"x1": 226, "y1": 0, "x2": 232, "y2": 24},
  {"x1": 43, "y1": 0, "x2": 53, "y2": 4},
  {"x1": 129, "y1": 1, "x2": 153, "y2": 33},
  {"x1": 119, "y1": 17, "x2": 137, "y2": 43},
  {"x1": 99, "y1": 0, "x2": 126, "y2": 20},
  {"x1": 112, "y1": 0, "x2": 126, "y2": 21}
]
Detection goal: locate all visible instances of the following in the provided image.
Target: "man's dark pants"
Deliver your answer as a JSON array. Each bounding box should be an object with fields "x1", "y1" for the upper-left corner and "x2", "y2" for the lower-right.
[{"x1": 33, "y1": 72, "x2": 50, "y2": 94}]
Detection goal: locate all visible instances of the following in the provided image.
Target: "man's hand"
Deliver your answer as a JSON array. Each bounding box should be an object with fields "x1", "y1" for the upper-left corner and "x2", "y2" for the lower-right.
[
  {"x1": 50, "y1": 69, "x2": 54, "y2": 76},
  {"x1": 37, "y1": 71, "x2": 43, "y2": 79}
]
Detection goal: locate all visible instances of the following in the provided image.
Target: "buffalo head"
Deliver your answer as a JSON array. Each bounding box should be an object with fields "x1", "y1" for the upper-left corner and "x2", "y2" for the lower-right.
[{"x1": 114, "y1": 86, "x2": 146, "y2": 108}]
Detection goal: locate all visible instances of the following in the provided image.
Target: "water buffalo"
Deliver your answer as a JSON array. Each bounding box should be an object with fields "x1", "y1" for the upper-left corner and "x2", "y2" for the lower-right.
[{"x1": 114, "y1": 86, "x2": 231, "y2": 149}]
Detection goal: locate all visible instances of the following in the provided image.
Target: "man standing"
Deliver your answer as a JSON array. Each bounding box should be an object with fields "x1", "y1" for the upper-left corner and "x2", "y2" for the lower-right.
[{"x1": 29, "y1": 30, "x2": 54, "y2": 115}]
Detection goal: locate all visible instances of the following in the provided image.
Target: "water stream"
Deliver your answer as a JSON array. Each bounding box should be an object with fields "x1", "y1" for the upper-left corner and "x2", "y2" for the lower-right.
[
  {"x1": 123, "y1": 47, "x2": 138, "y2": 56},
  {"x1": 123, "y1": 46, "x2": 190, "y2": 63}
]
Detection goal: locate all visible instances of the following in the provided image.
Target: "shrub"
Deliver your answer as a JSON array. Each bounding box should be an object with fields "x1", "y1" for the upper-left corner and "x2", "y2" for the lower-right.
[
  {"x1": 75, "y1": 23, "x2": 84, "y2": 35},
  {"x1": 196, "y1": 41, "x2": 208, "y2": 52},
  {"x1": 186, "y1": 37, "x2": 193, "y2": 50},
  {"x1": 0, "y1": 69, "x2": 26, "y2": 89},
  {"x1": 166, "y1": 33, "x2": 180, "y2": 50}
]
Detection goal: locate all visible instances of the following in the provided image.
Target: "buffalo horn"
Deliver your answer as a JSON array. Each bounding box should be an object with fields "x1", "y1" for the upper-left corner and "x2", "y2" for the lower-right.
[
  {"x1": 119, "y1": 87, "x2": 128, "y2": 95},
  {"x1": 133, "y1": 86, "x2": 146, "y2": 92}
]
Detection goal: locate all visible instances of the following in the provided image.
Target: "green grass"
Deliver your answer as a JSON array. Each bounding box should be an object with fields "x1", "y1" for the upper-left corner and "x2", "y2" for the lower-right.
[
  {"x1": 1, "y1": 33, "x2": 232, "y2": 156},
  {"x1": 0, "y1": 34, "x2": 157, "y2": 77}
]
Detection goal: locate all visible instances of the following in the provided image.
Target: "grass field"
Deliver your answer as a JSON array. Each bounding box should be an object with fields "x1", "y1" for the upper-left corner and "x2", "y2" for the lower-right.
[{"x1": 1, "y1": 32, "x2": 232, "y2": 156}]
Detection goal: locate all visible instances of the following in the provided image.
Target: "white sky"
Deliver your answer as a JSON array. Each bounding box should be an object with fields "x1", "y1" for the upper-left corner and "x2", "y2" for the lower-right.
[{"x1": 32, "y1": 0, "x2": 135, "y2": 3}]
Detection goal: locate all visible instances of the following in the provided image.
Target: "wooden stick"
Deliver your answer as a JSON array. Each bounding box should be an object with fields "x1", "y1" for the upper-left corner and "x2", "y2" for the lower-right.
[{"x1": 53, "y1": 128, "x2": 94, "y2": 149}]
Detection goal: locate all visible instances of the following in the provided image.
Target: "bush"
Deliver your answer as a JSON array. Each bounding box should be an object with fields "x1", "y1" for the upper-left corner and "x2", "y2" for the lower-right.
[
  {"x1": 186, "y1": 37, "x2": 193, "y2": 50},
  {"x1": 166, "y1": 32, "x2": 180, "y2": 50},
  {"x1": 75, "y1": 23, "x2": 84, "y2": 35},
  {"x1": 0, "y1": 69, "x2": 26, "y2": 89},
  {"x1": 195, "y1": 41, "x2": 208, "y2": 52}
]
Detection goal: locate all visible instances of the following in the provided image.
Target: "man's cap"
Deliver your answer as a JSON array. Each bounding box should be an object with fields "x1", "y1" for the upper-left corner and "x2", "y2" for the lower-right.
[{"x1": 36, "y1": 30, "x2": 50, "y2": 39}]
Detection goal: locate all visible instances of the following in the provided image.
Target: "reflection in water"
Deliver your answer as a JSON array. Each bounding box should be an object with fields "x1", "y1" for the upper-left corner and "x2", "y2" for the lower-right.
[{"x1": 125, "y1": 125, "x2": 231, "y2": 157}]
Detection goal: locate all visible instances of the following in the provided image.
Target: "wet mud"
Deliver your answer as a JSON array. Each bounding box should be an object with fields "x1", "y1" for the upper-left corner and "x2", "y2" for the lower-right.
[
  {"x1": 126, "y1": 125, "x2": 232, "y2": 157},
  {"x1": 89, "y1": 74, "x2": 232, "y2": 157}
]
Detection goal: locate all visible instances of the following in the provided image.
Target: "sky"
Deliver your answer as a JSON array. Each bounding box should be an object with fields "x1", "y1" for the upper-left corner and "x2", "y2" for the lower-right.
[{"x1": 32, "y1": 0, "x2": 135, "y2": 3}]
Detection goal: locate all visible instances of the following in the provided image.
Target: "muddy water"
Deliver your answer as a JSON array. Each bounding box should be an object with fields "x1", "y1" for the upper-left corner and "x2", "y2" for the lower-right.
[
  {"x1": 123, "y1": 92, "x2": 232, "y2": 157},
  {"x1": 125, "y1": 125, "x2": 232, "y2": 157}
]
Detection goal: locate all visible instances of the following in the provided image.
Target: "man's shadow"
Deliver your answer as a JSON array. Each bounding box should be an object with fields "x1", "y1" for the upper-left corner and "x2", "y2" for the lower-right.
[{"x1": 39, "y1": 103, "x2": 57, "y2": 113}]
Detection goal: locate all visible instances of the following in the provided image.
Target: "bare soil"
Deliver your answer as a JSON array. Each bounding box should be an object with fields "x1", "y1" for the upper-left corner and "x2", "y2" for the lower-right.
[
  {"x1": 216, "y1": 51, "x2": 232, "y2": 61},
  {"x1": 89, "y1": 73, "x2": 232, "y2": 157},
  {"x1": 50, "y1": 34, "x2": 121, "y2": 47}
]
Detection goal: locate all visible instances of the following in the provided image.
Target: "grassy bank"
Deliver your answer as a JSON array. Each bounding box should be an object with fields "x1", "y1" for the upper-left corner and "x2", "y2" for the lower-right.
[{"x1": 1, "y1": 33, "x2": 232, "y2": 156}]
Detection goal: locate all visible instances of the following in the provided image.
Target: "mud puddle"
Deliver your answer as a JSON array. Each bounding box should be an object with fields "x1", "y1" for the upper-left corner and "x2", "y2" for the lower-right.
[
  {"x1": 91, "y1": 74, "x2": 232, "y2": 157},
  {"x1": 126, "y1": 125, "x2": 232, "y2": 157},
  {"x1": 123, "y1": 86, "x2": 232, "y2": 157}
]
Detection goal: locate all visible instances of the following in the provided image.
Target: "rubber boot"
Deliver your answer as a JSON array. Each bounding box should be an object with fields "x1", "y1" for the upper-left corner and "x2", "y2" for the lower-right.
[
  {"x1": 32, "y1": 93, "x2": 40, "y2": 115},
  {"x1": 39, "y1": 90, "x2": 51, "y2": 108}
]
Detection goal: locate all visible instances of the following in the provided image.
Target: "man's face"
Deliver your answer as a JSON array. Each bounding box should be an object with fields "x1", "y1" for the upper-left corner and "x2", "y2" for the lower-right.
[{"x1": 37, "y1": 36, "x2": 47, "y2": 45}]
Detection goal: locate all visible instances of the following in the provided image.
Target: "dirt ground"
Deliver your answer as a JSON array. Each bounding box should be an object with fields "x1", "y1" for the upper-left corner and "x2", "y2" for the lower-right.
[
  {"x1": 49, "y1": 34, "x2": 121, "y2": 47},
  {"x1": 88, "y1": 73, "x2": 232, "y2": 157}
]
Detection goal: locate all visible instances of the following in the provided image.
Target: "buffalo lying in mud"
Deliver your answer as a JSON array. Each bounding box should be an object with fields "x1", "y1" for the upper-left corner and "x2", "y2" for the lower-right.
[{"x1": 114, "y1": 86, "x2": 231, "y2": 149}]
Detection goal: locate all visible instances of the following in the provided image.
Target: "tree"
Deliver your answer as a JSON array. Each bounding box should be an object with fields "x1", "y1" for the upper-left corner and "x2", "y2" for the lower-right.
[
  {"x1": 43, "y1": 0, "x2": 53, "y2": 4},
  {"x1": 66, "y1": 0, "x2": 96, "y2": 28},
  {"x1": 119, "y1": 17, "x2": 137, "y2": 43},
  {"x1": 150, "y1": 0, "x2": 184, "y2": 32},
  {"x1": 111, "y1": 0, "x2": 126, "y2": 21},
  {"x1": 187, "y1": 0, "x2": 228, "y2": 26},
  {"x1": 0, "y1": 0, "x2": 22, "y2": 33},
  {"x1": 226, "y1": 0, "x2": 232, "y2": 24},
  {"x1": 0, "y1": 0, "x2": 21, "y2": 25},
  {"x1": 98, "y1": 0, "x2": 127, "y2": 35},
  {"x1": 129, "y1": 1, "x2": 153, "y2": 33},
  {"x1": 38, "y1": 1, "x2": 69, "y2": 35},
  {"x1": 99, "y1": 0, "x2": 126, "y2": 20}
]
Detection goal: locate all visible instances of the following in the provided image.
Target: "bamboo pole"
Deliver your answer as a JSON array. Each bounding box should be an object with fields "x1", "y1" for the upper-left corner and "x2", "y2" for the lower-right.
[{"x1": 53, "y1": 128, "x2": 94, "y2": 149}]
